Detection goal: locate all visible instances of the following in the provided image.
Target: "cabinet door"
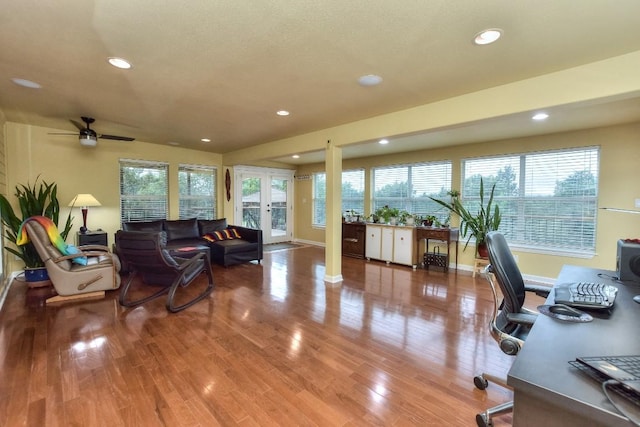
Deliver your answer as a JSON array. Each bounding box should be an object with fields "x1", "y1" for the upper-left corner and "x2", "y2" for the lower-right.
[
  {"x1": 393, "y1": 228, "x2": 415, "y2": 266},
  {"x1": 365, "y1": 225, "x2": 382, "y2": 259},
  {"x1": 380, "y1": 227, "x2": 394, "y2": 262}
]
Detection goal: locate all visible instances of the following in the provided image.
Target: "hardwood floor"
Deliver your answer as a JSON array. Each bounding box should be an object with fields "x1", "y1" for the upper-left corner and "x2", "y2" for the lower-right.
[{"x1": 0, "y1": 246, "x2": 544, "y2": 426}]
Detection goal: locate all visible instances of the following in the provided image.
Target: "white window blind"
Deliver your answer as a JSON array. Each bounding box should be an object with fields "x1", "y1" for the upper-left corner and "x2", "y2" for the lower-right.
[
  {"x1": 312, "y1": 169, "x2": 365, "y2": 226},
  {"x1": 462, "y1": 147, "x2": 599, "y2": 253},
  {"x1": 342, "y1": 169, "x2": 365, "y2": 216},
  {"x1": 372, "y1": 161, "x2": 452, "y2": 222},
  {"x1": 312, "y1": 173, "x2": 326, "y2": 226},
  {"x1": 119, "y1": 160, "x2": 169, "y2": 224},
  {"x1": 178, "y1": 165, "x2": 217, "y2": 220}
]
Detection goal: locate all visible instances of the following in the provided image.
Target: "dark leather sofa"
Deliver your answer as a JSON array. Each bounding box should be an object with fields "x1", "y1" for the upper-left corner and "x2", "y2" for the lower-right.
[{"x1": 120, "y1": 218, "x2": 263, "y2": 267}]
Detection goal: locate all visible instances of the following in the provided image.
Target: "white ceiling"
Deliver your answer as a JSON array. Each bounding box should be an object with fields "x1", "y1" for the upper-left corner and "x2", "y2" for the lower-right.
[{"x1": 2, "y1": 1, "x2": 640, "y2": 164}]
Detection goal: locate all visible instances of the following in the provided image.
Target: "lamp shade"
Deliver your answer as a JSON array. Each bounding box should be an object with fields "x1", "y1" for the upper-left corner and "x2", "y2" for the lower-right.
[{"x1": 68, "y1": 194, "x2": 101, "y2": 207}]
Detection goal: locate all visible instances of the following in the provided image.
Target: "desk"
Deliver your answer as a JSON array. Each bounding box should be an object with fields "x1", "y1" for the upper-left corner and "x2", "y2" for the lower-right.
[
  {"x1": 509, "y1": 265, "x2": 640, "y2": 426},
  {"x1": 415, "y1": 227, "x2": 459, "y2": 271}
]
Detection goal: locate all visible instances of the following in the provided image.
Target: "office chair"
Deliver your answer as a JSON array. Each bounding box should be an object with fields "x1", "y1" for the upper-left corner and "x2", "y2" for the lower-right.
[
  {"x1": 115, "y1": 230, "x2": 214, "y2": 313},
  {"x1": 474, "y1": 231, "x2": 550, "y2": 427}
]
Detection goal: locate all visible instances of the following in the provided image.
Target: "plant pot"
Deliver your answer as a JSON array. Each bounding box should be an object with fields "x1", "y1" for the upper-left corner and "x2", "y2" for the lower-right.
[
  {"x1": 477, "y1": 243, "x2": 489, "y2": 259},
  {"x1": 24, "y1": 267, "x2": 52, "y2": 289}
]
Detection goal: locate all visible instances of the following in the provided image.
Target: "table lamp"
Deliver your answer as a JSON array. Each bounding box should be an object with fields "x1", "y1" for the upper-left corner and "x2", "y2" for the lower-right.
[{"x1": 68, "y1": 194, "x2": 102, "y2": 233}]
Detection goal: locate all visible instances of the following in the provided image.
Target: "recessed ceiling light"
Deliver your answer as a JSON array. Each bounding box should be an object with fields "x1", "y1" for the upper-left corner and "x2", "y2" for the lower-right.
[
  {"x1": 474, "y1": 28, "x2": 503, "y2": 45},
  {"x1": 201, "y1": 138, "x2": 211, "y2": 142},
  {"x1": 11, "y1": 78, "x2": 41, "y2": 89},
  {"x1": 292, "y1": 154, "x2": 300, "y2": 159},
  {"x1": 532, "y1": 112, "x2": 549, "y2": 121},
  {"x1": 108, "y1": 57, "x2": 132, "y2": 69},
  {"x1": 358, "y1": 74, "x2": 383, "y2": 87},
  {"x1": 276, "y1": 110, "x2": 290, "y2": 116},
  {"x1": 378, "y1": 139, "x2": 389, "y2": 145}
]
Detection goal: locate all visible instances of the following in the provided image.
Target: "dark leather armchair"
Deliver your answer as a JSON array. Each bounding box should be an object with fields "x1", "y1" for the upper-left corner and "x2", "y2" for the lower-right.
[
  {"x1": 115, "y1": 230, "x2": 214, "y2": 312},
  {"x1": 474, "y1": 231, "x2": 550, "y2": 427}
]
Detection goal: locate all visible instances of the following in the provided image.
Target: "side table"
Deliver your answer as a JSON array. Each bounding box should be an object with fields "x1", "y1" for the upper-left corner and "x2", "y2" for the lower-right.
[{"x1": 78, "y1": 230, "x2": 107, "y2": 246}]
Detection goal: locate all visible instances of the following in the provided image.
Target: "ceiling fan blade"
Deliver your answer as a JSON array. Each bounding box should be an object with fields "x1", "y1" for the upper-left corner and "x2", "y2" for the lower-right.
[
  {"x1": 48, "y1": 132, "x2": 77, "y2": 136},
  {"x1": 70, "y1": 119, "x2": 85, "y2": 131},
  {"x1": 99, "y1": 134, "x2": 135, "y2": 141}
]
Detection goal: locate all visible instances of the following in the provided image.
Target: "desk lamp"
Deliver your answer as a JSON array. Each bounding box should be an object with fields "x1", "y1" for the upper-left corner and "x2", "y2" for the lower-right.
[{"x1": 68, "y1": 194, "x2": 101, "y2": 233}]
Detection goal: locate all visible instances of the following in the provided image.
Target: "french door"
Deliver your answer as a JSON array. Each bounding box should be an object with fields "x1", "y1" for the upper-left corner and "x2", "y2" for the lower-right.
[{"x1": 234, "y1": 167, "x2": 294, "y2": 244}]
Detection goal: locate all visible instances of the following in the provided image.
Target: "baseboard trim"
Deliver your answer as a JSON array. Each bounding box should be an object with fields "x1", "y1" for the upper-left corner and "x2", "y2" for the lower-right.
[{"x1": 324, "y1": 274, "x2": 343, "y2": 284}]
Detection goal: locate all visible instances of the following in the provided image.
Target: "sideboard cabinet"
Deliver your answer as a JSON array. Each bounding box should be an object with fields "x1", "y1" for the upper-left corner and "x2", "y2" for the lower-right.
[
  {"x1": 342, "y1": 222, "x2": 366, "y2": 258},
  {"x1": 365, "y1": 224, "x2": 417, "y2": 268}
]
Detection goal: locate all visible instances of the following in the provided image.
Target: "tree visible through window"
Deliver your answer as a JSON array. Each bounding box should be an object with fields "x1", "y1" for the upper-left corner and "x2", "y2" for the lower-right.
[
  {"x1": 119, "y1": 160, "x2": 169, "y2": 224},
  {"x1": 179, "y1": 165, "x2": 217, "y2": 220},
  {"x1": 372, "y1": 162, "x2": 452, "y2": 223},
  {"x1": 312, "y1": 169, "x2": 365, "y2": 226},
  {"x1": 462, "y1": 147, "x2": 599, "y2": 253}
]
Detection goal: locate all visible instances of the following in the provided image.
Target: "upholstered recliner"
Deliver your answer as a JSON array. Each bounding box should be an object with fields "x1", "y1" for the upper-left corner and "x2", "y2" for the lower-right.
[{"x1": 24, "y1": 221, "x2": 121, "y2": 297}]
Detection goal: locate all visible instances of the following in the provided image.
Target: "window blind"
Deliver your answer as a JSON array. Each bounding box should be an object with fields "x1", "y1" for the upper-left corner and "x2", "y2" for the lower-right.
[
  {"x1": 119, "y1": 159, "x2": 169, "y2": 224},
  {"x1": 372, "y1": 161, "x2": 452, "y2": 222},
  {"x1": 462, "y1": 147, "x2": 599, "y2": 253},
  {"x1": 178, "y1": 165, "x2": 217, "y2": 220},
  {"x1": 312, "y1": 169, "x2": 365, "y2": 226}
]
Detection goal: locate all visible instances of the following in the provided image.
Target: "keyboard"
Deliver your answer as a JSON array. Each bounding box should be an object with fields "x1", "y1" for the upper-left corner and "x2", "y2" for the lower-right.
[
  {"x1": 554, "y1": 281, "x2": 618, "y2": 309},
  {"x1": 571, "y1": 355, "x2": 640, "y2": 407}
]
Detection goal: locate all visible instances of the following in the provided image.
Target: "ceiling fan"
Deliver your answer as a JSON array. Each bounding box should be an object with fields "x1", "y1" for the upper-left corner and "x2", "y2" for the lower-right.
[{"x1": 51, "y1": 116, "x2": 135, "y2": 146}]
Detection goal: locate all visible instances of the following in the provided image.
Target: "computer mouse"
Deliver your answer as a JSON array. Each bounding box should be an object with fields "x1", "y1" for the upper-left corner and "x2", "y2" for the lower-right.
[{"x1": 548, "y1": 304, "x2": 584, "y2": 317}]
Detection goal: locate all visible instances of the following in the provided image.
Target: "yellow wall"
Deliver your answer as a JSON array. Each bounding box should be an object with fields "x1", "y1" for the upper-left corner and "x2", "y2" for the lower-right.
[
  {"x1": 294, "y1": 122, "x2": 640, "y2": 281},
  {"x1": 4, "y1": 122, "x2": 223, "y2": 272},
  {"x1": 0, "y1": 113, "x2": 7, "y2": 296}
]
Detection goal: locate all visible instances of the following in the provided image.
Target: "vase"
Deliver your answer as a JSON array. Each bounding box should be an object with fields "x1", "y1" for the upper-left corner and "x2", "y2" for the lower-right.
[
  {"x1": 24, "y1": 267, "x2": 52, "y2": 288},
  {"x1": 477, "y1": 243, "x2": 489, "y2": 259}
]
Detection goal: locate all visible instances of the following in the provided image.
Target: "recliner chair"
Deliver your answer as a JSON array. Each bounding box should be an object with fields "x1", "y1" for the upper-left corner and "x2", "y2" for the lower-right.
[
  {"x1": 25, "y1": 221, "x2": 121, "y2": 300},
  {"x1": 474, "y1": 231, "x2": 550, "y2": 427},
  {"x1": 115, "y1": 230, "x2": 214, "y2": 312}
]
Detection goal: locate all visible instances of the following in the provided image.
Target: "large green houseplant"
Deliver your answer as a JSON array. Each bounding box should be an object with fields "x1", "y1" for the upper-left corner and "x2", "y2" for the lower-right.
[
  {"x1": 0, "y1": 178, "x2": 73, "y2": 270},
  {"x1": 429, "y1": 178, "x2": 501, "y2": 257}
]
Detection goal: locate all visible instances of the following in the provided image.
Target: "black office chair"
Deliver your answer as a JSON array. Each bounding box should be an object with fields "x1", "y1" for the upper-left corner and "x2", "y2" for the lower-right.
[
  {"x1": 115, "y1": 230, "x2": 214, "y2": 313},
  {"x1": 474, "y1": 231, "x2": 550, "y2": 427}
]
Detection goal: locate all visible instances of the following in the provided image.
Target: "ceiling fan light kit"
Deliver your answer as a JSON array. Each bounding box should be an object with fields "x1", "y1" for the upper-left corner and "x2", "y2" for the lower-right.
[
  {"x1": 49, "y1": 116, "x2": 135, "y2": 147},
  {"x1": 79, "y1": 135, "x2": 98, "y2": 146}
]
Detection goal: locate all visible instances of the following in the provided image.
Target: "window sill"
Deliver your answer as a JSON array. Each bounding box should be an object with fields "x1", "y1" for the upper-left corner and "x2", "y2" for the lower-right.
[{"x1": 508, "y1": 243, "x2": 595, "y2": 259}]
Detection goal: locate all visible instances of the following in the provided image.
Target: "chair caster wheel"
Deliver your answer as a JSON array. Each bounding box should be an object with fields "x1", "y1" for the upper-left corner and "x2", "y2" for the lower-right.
[
  {"x1": 475, "y1": 412, "x2": 492, "y2": 427},
  {"x1": 474, "y1": 375, "x2": 489, "y2": 390}
]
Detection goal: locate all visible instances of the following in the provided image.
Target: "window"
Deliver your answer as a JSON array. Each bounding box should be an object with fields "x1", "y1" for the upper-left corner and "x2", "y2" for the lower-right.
[
  {"x1": 372, "y1": 161, "x2": 452, "y2": 222},
  {"x1": 119, "y1": 160, "x2": 169, "y2": 224},
  {"x1": 312, "y1": 169, "x2": 365, "y2": 226},
  {"x1": 462, "y1": 147, "x2": 599, "y2": 253},
  {"x1": 312, "y1": 173, "x2": 326, "y2": 226},
  {"x1": 178, "y1": 165, "x2": 217, "y2": 219}
]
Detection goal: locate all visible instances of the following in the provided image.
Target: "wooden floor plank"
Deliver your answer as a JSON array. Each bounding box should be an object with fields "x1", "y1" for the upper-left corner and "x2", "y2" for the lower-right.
[{"x1": 0, "y1": 245, "x2": 525, "y2": 426}]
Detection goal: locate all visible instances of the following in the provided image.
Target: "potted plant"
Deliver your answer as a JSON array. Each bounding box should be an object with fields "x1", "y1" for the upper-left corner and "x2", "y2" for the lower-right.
[
  {"x1": 374, "y1": 205, "x2": 401, "y2": 225},
  {"x1": 0, "y1": 177, "x2": 73, "y2": 285},
  {"x1": 422, "y1": 215, "x2": 437, "y2": 227},
  {"x1": 429, "y1": 178, "x2": 501, "y2": 258}
]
